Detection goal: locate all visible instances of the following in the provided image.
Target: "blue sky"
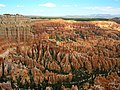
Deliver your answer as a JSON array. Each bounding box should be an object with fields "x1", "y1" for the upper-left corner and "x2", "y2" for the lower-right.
[{"x1": 0, "y1": 0, "x2": 120, "y2": 16}]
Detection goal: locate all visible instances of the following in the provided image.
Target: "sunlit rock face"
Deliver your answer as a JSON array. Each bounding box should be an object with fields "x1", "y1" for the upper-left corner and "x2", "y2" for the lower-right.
[
  {"x1": 91, "y1": 21, "x2": 120, "y2": 31},
  {"x1": 0, "y1": 14, "x2": 32, "y2": 42},
  {"x1": 0, "y1": 16, "x2": 120, "y2": 90}
]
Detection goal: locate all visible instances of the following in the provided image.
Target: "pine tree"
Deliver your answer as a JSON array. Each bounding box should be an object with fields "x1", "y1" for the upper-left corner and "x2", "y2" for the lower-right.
[
  {"x1": 2, "y1": 61, "x2": 5, "y2": 78},
  {"x1": 37, "y1": 79, "x2": 41, "y2": 90},
  {"x1": 29, "y1": 69, "x2": 35, "y2": 89},
  {"x1": 24, "y1": 79, "x2": 29, "y2": 89},
  {"x1": 7, "y1": 64, "x2": 11, "y2": 74}
]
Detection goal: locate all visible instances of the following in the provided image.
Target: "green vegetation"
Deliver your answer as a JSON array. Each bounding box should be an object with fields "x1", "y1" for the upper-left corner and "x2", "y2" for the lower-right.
[
  {"x1": 62, "y1": 18, "x2": 109, "y2": 21},
  {"x1": 30, "y1": 16, "x2": 109, "y2": 21}
]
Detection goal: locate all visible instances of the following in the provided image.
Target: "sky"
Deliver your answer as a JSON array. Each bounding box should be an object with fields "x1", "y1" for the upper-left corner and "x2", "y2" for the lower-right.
[{"x1": 0, "y1": 0, "x2": 120, "y2": 16}]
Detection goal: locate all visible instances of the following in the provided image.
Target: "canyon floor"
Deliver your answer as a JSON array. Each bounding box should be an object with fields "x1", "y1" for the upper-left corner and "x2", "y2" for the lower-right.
[{"x1": 0, "y1": 15, "x2": 120, "y2": 90}]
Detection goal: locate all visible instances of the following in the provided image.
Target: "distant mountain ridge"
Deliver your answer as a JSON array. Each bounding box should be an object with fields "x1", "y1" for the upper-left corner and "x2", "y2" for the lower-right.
[
  {"x1": 63, "y1": 14, "x2": 120, "y2": 18},
  {"x1": 1, "y1": 13, "x2": 119, "y2": 19}
]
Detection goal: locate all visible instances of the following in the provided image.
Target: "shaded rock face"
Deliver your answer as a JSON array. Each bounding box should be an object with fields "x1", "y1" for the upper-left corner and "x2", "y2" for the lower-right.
[
  {"x1": 0, "y1": 14, "x2": 32, "y2": 42},
  {"x1": 111, "y1": 18, "x2": 120, "y2": 24}
]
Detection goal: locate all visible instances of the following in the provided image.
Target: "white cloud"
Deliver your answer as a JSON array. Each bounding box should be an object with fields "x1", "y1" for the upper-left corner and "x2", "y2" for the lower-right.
[
  {"x1": 62, "y1": 4, "x2": 78, "y2": 7},
  {"x1": 85, "y1": 6, "x2": 120, "y2": 14},
  {"x1": 16, "y1": 5, "x2": 24, "y2": 8},
  {"x1": 38, "y1": 2, "x2": 56, "y2": 8},
  {"x1": 63, "y1": 5, "x2": 71, "y2": 7},
  {"x1": 0, "y1": 4, "x2": 6, "y2": 7}
]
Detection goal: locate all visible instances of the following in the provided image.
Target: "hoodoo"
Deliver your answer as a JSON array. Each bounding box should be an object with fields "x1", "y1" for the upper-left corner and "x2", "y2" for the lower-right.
[{"x1": 0, "y1": 14, "x2": 120, "y2": 90}]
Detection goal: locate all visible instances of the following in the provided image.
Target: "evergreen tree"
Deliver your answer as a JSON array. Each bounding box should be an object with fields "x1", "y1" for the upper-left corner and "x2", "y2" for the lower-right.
[
  {"x1": 37, "y1": 79, "x2": 41, "y2": 90},
  {"x1": 29, "y1": 69, "x2": 35, "y2": 89},
  {"x1": 24, "y1": 79, "x2": 29, "y2": 89},
  {"x1": 2, "y1": 61, "x2": 5, "y2": 77}
]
